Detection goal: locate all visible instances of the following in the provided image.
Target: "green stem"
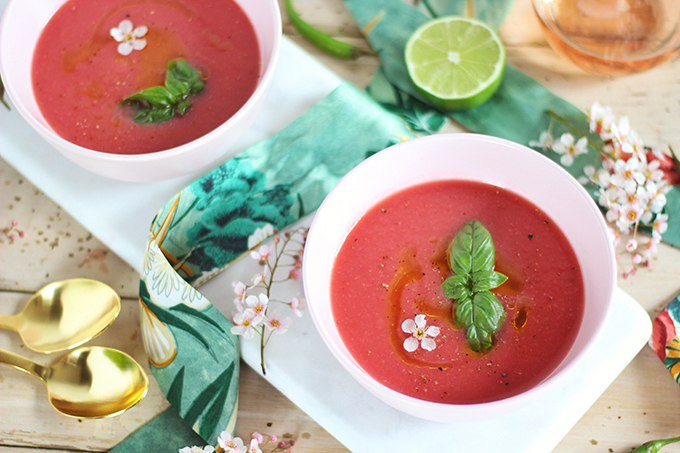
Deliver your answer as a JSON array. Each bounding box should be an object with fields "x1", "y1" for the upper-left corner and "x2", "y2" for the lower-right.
[
  {"x1": 418, "y1": 0, "x2": 438, "y2": 18},
  {"x1": 546, "y1": 110, "x2": 608, "y2": 157},
  {"x1": 630, "y1": 436, "x2": 680, "y2": 452},
  {"x1": 260, "y1": 326, "x2": 267, "y2": 375},
  {"x1": 258, "y1": 227, "x2": 305, "y2": 375}
]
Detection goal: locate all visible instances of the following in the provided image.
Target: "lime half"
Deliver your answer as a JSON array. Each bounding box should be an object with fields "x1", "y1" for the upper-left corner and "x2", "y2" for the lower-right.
[{"x1": 405, "y1": 16, "x2": 506, "y2": 111}]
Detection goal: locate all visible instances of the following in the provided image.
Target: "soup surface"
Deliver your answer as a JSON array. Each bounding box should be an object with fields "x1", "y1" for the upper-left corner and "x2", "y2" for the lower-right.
[
  {"x1": 331, "y1": 180, "x2": 584, "y2": 404},
  {"x1": 32, "y1": 0, "x2": 260, "y2": 154}
]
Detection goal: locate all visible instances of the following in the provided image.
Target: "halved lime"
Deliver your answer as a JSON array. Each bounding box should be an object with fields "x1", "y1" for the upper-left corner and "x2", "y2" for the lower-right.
[{"x1": 405, "y1": 16, "x2": 506, "y2": 111}]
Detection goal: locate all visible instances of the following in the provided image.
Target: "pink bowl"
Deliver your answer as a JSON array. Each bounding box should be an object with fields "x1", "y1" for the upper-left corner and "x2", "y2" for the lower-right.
[
  {"x1": 0, "y1": 0, "x2": 281, "y2": 182},
  {"x1": 303, "y1": 133, "x2": 615, "y2": 422}
]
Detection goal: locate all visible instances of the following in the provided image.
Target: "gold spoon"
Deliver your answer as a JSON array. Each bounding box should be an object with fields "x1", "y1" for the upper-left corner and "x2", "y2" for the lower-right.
[
  {"x1": 0, "y1": 345, "x2": 149, "y2": 418},
  {"x1": 0, "y1": 279, "x2": 121, "y2": 353}
]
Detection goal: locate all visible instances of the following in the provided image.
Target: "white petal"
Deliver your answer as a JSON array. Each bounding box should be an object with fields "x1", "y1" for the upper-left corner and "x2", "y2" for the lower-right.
[
  {"x1": 133, "y1": 25, "x2": 148, "y2": 38},
  {"x1": 110, "y1": 27, "x2": 125, "y2": 42},
  {"x1": 425, "y1": 326, "x2": 440, "y2": 337},
  {"x1": 401, "y1": 318, "x2": 416, "y2": 334},
  {"x1": 404, "y1": 337, "x2": 419, "y2": 352},
  {"x1": 131, "y1": 39, "x2": 147, "y2": 51},
  {"x1": 560, "y1": 133, "x2": 575, "y2": 146},
  {"x1": 575, "y1": 136, "x2": 588, "y2": 151},
  {"x1": 414, "y1": 314, "x2": 427, "y2": 329},
  {"x1": 117, "y1": 42, "x2": 133, "y2": 55},
  {"x1": 245, "y1": 295, "x2": 259, "y2": 307},
  {"x1": 118, "y1": 19, "x2": 133, "y2": 34},
  {"x1": 421, "y1": 337, "x2": 436, "y2": 351}
]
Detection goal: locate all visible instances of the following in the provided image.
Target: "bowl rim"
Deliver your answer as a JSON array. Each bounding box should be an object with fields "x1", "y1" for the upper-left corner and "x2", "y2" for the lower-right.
[
  {"x1": 530, "y1": 0, "x2": 680, "y2": 60},
  {"x1": 302, "y1": 133, "x2": 616, "y2": 421},
  {"x1": 0, "y1": 0, "x2": 282, "y2": 162}
]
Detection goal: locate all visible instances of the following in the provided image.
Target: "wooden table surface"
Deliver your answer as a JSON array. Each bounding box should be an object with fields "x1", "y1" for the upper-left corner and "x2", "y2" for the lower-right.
[{"x1": 2, "y1": 0, "x2": 680, "y2": 452}]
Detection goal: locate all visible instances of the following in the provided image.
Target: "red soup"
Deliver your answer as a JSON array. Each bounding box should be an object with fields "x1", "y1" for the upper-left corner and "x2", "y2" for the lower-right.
[
  {"x1": 32, "y1": 0, "x2": 260, "y2": 154},
  {"x1": 331, "y1": 180, "x2": 584, "y2": 404}
]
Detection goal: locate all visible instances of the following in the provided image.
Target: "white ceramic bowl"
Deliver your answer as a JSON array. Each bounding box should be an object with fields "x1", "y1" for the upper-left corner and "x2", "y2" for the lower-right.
[
  {"x1": 0, "y1": 0, "x2": 281, "y2": 182},
  {"x1": 303, "y1": 133, "x2": 615, "y2": 422}
]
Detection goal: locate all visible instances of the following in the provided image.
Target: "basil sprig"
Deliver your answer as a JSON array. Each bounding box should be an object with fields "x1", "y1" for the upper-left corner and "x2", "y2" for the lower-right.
[
  {"x1": 441, "y1": 220, "x2": 508, "y2": 352},
  {"x1": 121, "y1": 59, "x2": 205, "y2": 124}
]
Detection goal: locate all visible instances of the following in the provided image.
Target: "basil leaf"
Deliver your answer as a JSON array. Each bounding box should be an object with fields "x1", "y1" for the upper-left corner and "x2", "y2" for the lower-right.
[
  {"x1": 124, "y1": 86, "x2": 176, "y2": 108},
  {"x1": 455, "y1": 291, "x2": 505, "y2": 352},
  {"x1": 147, "y1": 106, "x2": 176, "y2": 123},
  {"x1": 465, "y1": 326, "x2": 493, "y2": 352},
  {"x1": 121, "y1": 59, "x2": 205, "y2": 124},
  {"x1": 133, "y1": 105, "x2": 176, "y2": 124},
  {"x1": 168, "y1": 59, "x2": 205, "y2": 94},
  {"x1": 166, "y1": 79, "x2": 190, "y2": 98},
  {"x1": 442, "y1": 274, "x2": 471, "y2": 300},
  {"x1": 448, "y1": 219, "x2": 496, "y2": 276},
  {"x1": 441, "y1": 219, "x2": 508, "y2": 352},
  {"x1": 177, "y1": 98, "x2": 192, "y2": 115},
  {"x1": 471, "y1": 270, "x2": 508, "y2": 293}
]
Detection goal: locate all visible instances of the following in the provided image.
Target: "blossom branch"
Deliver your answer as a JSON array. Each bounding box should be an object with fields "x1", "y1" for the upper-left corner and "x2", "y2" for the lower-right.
[
  {"x1": 230, "y1": 226, "x2": 307, "y2": 375},
  {"x1": 531, "y1": 103, "x2": 677, "y2": 277}
]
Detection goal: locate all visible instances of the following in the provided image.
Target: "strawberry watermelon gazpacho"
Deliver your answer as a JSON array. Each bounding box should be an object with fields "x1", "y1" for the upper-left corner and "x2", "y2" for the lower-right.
[
  {"x1": 330, "y1": 179, "x2": 585, "y2": 404},
  {"x1": 32, "y1": 0, "x2": 261, "y2": 155}
]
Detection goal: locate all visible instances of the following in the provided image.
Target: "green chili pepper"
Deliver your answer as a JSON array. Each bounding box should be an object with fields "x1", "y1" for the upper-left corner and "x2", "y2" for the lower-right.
[
  {"x1": 283, "y1": 0, "x2": 376, "y2": 60},
  {"x1": 630, "y1": 436, "x2": 680, "y2": 452},
  {"x1": 0, "y1": 79, "x2": 10, "y2": 111},
  {"x1": 670, "y1": 146, "x2": 680, "y2": 169}
]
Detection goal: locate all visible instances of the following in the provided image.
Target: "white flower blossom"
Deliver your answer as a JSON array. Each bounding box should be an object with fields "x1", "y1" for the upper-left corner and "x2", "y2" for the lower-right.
[
  {"x1": 401, "y1": 314, "x2": 440, "y2": 352},
  {"x1": 610, "y1": 158, "x2": 646, "y2": 193},
  {"x1": 231, "y1": 310, "x2": 260, "y2": 340},
  {"x1": 232, "y1": 280, "x2": 248, "y2": 310},
  {"x1": 552, "y1": 133, "x2": 588, "y2": 166},
  {"x1": 588, "y1": 102, "x2": 615, "y2": 139},
  {"x1": 290, "y1": 296, "x2": 304, "y2": 317},
  {"x1": 264, "y1": 310, "x2": 292, "y2": 334},
  {"x1": 250, "y1": 244, "x2": 272, "y2": 263},
  {"x1": 528, "y1": 130, "x2": 553, "y2": 150},
  {"x1": 245, "y1": 293, "x2": 269, "y2": 323},
  {"x1": 110, "y1": 19, "x2": 147, "y2": 56},
  {"x1": 217, "y1": 432, "x2": 247, "y2": 453},
  {"x1": 652, "y1": 213, "x2": 669, "y2": 237},
  {"x1": 246, "y1": 439, "x2": 263, "y2": 453}
]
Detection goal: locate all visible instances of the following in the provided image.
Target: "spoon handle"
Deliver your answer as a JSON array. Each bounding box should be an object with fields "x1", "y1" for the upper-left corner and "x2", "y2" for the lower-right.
[
  {"x1": 0, "y1": 348, "x2": 48, "y2": 381},
  {"x1": 0, "y1": 313, "x2": 18, "y2": 330}
]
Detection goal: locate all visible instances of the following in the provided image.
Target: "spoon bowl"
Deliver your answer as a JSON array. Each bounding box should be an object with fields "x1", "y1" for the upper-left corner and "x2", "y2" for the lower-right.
[
  {"x1": 0, "y1": 279, "x2": 121, "y2": 353},
  {"x1": 0, "y1": 346, "x2": 149, "y2": 418}
]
